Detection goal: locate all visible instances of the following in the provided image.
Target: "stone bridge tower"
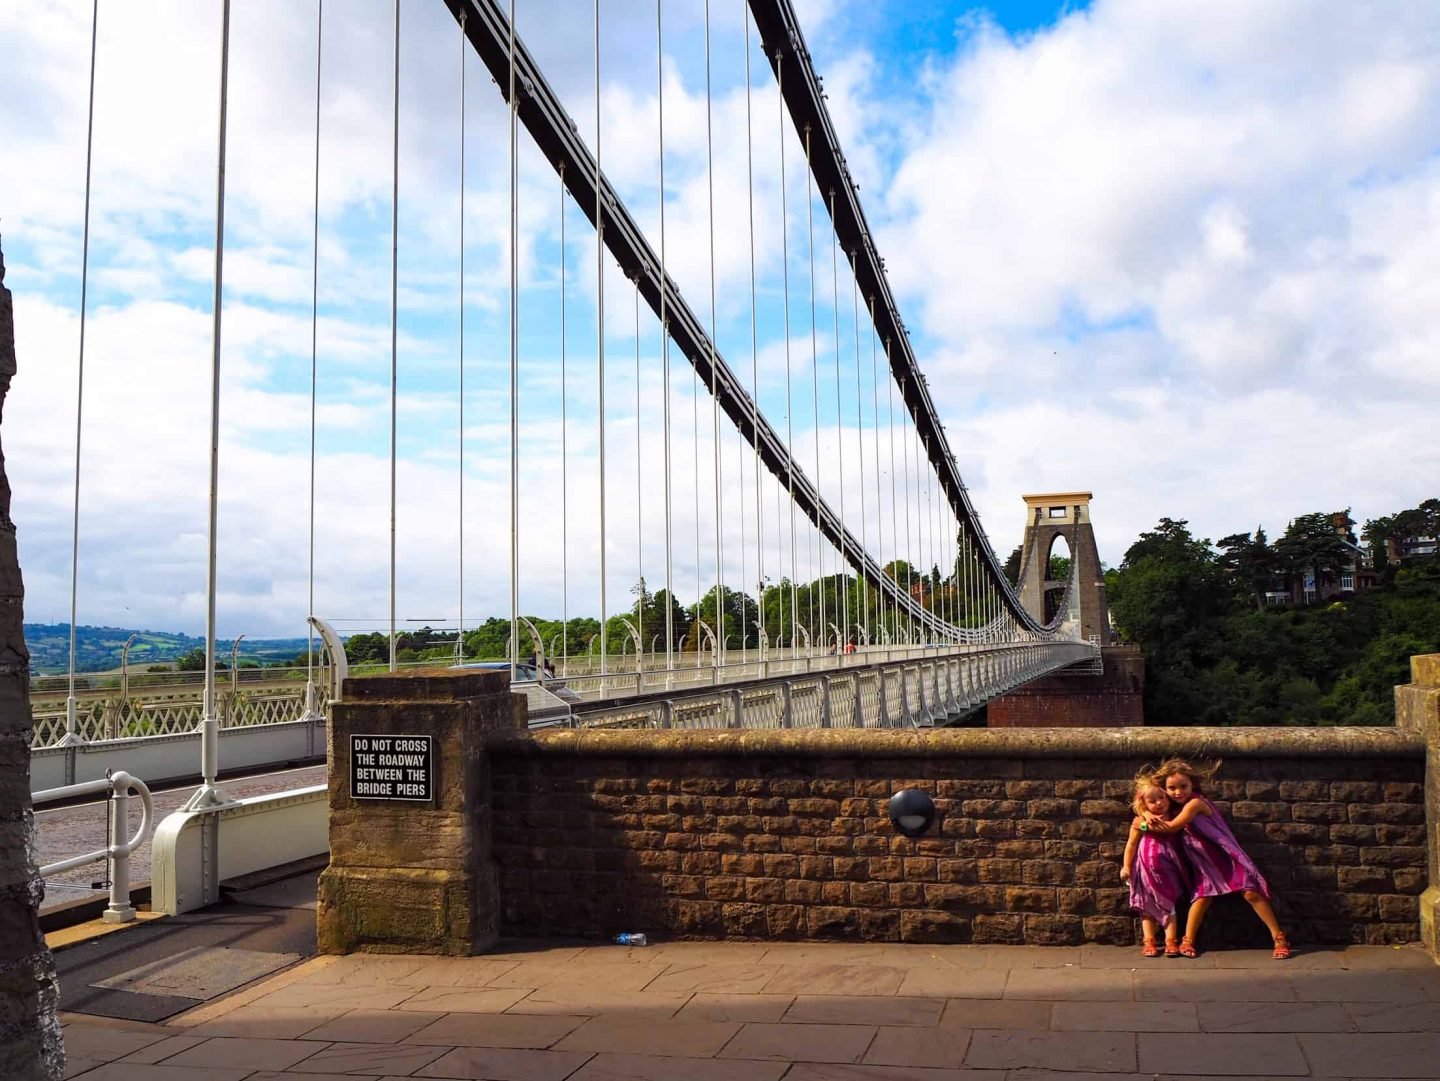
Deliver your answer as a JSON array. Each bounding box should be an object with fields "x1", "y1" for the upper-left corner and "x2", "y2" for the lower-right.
[{"x1": 1017, "y1": 491, "x2": 1110, "y2": 645}]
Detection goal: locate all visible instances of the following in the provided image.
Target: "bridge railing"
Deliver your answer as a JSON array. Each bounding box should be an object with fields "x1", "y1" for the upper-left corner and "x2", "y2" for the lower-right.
[
  {"x1": 565, "y1": 641, "x2": 1096, "y2": 731},
  {"x1": 30, "y1": 639, "x2": 1096, "y2": 746},
  {"x1": 30, "y1": 684, "x2": 330, "y2": 748},
  {"x1": 553, "y1": 642, "x2": 1022, "y2": 703}
]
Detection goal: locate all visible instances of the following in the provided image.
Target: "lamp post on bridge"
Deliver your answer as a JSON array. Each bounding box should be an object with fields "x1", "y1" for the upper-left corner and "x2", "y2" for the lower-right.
[
  {"x1": 120, "y1": 633, "x2": 138, "y2": 704},
  {"x1": 227, "y1": 634, "x2": 244, "y2": 727},
  {"x1": 182, "y1": 0, "x2": 237, "y2": 813}
]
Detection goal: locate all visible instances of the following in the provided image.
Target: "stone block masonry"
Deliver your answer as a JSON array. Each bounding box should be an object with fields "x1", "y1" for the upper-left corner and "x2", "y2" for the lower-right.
[
  {"x1": 0, "y1": 243, "x2": 64, "y2": 1078},
  {"x1": 487, "y1": 726, "x2": 1426, "y2": 949},
  {"x1": 987, "y1": 645, "x2": 1145, "y2": 728},
  {"x1": 317, "y1": 668, "x2": 523, "y2": 956}
]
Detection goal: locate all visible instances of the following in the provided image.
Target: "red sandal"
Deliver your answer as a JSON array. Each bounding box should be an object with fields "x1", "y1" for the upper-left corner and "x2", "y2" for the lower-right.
[
  {"x1": 1272, "y1": 933, "x2": 1292, "y2": 960},
  {"x1": 1178, "y1": 937, "x2": 1198, "y2": 959},
  {"x1": 1141, "y1": 939, "x2": 1161, "y2": 958},
  {"x1": 1164, "y1": 940, "x2": 1181, "y2": 958}
]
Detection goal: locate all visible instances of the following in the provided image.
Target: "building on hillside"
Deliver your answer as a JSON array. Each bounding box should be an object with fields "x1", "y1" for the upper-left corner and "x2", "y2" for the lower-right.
[
  {"x1": 1385, "y1": 534, "x2": 1439, "y2": 562},
  {"x1": 1264, "y1": 511, "x2": 1380, "y2": 606}
]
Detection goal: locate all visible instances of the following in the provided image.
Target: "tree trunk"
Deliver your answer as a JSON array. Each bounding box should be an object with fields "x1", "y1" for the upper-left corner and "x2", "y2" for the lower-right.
[{"x1": 0, "y1": 245, "x2": 65, "y2": 1079}]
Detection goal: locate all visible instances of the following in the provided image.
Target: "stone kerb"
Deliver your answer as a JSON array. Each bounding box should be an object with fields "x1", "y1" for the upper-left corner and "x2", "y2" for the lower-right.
[
  {"x1": 317, "y1": 667, "x2": 521, "y2": 956},
  {"x1": 1396, "y1": 653, "x2": 1440, "y2": 958},
  {"x1": 486, "y1": 725, "x2": 1428, "y2": 949}
]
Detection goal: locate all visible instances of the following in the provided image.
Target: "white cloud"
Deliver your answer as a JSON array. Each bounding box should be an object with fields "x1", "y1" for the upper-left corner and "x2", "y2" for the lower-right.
[
  {"x1": 5, "y1": 0, "x2": 1439, "y2": 645},
  {"x1": 853, "y1": 0, "x2": 1440, "y2": 557}
]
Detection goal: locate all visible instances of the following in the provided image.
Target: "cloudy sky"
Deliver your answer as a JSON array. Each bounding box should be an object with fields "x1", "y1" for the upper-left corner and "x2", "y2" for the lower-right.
[{"x1": 3, "y1": 0, "x2": 1438, "y2": 642}]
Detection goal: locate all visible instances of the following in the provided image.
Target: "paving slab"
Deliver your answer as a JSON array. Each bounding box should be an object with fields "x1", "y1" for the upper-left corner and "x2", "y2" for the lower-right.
[
  {"x1": 781, "y1": 993, "x2": 946, "y2": 1027},
  {"x1": 158, "y1": 1036, "x2": 326, "y2": 1073},
  {"x1": 716, "y1": 1021, "x2": 876, "y2": 1063},
  {"x1": 939, "y1": 998, "x2": 1053, "y2": 1030},
  {"x1": 674, "y1": 993, "x2": 795, "y2": 1023},
  {"x1": 785, "y1": 1063, "x2": 999, "y2": 1080},
  {"x1": 62, "y1": 1063, "x2": 254, "y2": 1081},
  {"x1": 964, "y1": 1029, "x2": 1137, "y2": 1072},
  {"x1": 1196, "y1": 999, "x2": 1354, "y2": 1033},
  {"x1": 1145, "y1": 968, "x2": 1295, "y2": 1002},
  {"x1": 411, "y1": 1045, "x2": 594, "y2": 1080},
  {"x1": 1295, "y1": 970, "x2": 1435, "y2": 1003},
  {"x1": 1137, "y1": 1032, "x2": 1309, "y2": 1076},
  {"x1": 862, "y1": 1024, "x2": 973, "y2": 1068},
  {"x1": 762, "y1": 963, "x2": 907, "y2": 997},
  {"x1": 554, "y1": 1016, "x2": 743, "y2": 1057},
  {"x1": 405, "y1": 1011, "x2": 588, "y2": 1048},
  {"x1": 643, "y1": 962, "x2": 781, "y2": 994},
  {"x1": 179, "y1": 1003, "x2": 345, "y2": 1039},
  {"x1": 1344, "y1": 1000, "x2": 1440, "y2": 1032},
  {"x1": 282, "y1": 1040, "x2": 448, "y2": 1075},
  {"x1": 1001, "y1": 967, "x2": 1135, "y2": 1001},
  {"x1": 1297, "y1": 1032, "x2": 1440, "y2": 1079},
  {"x1": 565, "y1": 1052, "x2": 788, "y2": 1081},
  {"x1": 1052, "y1": 1000, "x2": 1199, "y2": 1032},
  {"x1": 297, "y1": 1008, "x2": 445, "y2": 1043}
]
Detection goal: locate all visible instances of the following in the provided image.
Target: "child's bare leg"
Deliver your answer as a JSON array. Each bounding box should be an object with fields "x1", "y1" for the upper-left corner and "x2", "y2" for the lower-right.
[
  {"x1": 1243, "y1": 890, "x2": 1285, "y2": 939},
  {"x1": 1162, "y1": 915, "x2": 1179, "y2": 945},
  {"x1": 1184, "y1": 897, "x2": 1212, "y2": 944}
]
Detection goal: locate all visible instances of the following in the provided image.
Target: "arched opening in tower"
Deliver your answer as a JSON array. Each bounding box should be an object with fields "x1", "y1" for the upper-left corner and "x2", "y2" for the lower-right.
[{"x1": 1043, "y1": 534, "x2": 1071, "y2": 624}]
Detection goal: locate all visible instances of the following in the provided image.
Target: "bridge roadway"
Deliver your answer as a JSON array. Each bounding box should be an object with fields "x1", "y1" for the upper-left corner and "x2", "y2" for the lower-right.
[{"x1": 36, "y1": 763, "x2": 327, "y2": 917}]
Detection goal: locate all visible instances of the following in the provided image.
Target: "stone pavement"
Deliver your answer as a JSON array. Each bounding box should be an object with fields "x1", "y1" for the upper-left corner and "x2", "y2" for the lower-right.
[{"x1": 57, "y1": 940, "x2": 1440, "y2": 1080}]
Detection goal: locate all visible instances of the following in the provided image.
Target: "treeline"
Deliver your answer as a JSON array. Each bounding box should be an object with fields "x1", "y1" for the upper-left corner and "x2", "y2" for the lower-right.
[
  {"x1": 1107, "y1": 505, "x2": 1440, "y2": 726},
  {"x1": 343, "y1": 560, "x2": 980, "y2": 667}
]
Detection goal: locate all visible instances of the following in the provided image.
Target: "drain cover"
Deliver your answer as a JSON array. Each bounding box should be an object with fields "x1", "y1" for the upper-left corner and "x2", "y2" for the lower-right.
[{"x1": 93, "y1": 946, "x2": 300, "y2": 1000}]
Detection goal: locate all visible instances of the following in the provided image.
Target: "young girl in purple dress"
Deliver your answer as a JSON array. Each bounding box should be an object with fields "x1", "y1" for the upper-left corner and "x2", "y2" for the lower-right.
[
  {"x1": 1138, "y1": 758, "x2": 1292, "y2": 960},
  {"x1": 1121, "y1": 776, "x2": 1190, "y2": 957}
]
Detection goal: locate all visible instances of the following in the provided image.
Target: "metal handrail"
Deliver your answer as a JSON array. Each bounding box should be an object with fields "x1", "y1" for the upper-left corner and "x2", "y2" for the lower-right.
[{"x1": 34, "y1": 769, "x2": 154, "y2": 923}]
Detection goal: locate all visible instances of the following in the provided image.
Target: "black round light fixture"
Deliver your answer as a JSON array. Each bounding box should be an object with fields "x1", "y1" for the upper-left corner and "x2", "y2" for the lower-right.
[{"x1": 888, "y1": 789, "x2": 936, "y2": 838}]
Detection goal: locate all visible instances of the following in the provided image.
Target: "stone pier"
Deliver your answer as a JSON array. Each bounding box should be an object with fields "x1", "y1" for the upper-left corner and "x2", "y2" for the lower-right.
[
  {"x1": 1397, "y1": 653, "x2": 1440, "y2": 959},
  {"x1": 316, "y1": 668, "x2": 522, "y2": 955}
]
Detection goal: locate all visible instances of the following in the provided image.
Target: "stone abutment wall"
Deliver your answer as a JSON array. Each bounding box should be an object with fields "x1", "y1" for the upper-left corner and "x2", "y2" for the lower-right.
[
  {"x1": 323, "y1": 663, "x2": 1440, "y2": 955},
  {"x1": 488, "y1": 727, "x2": 1425, "y2": 948}
]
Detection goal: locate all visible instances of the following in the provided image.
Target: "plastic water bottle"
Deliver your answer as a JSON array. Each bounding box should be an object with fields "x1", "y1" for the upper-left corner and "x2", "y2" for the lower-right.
[{"x1": 613, "y1": 932, "x2": 648, "y2": 947}]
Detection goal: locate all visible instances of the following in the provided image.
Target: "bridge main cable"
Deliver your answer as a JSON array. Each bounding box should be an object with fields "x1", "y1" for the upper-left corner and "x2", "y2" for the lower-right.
[
  {"x1": 746, "y1": 0, "x2": 1051, "y2": 634},
  {"x1": 440, "y1": 0, "x2": 954, "y2": 639}
]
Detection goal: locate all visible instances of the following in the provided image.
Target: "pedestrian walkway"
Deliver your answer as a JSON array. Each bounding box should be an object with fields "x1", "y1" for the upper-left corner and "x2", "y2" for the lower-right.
[{"x1": 57, "y1": 938, "x2": 1440, "y2": 1079}]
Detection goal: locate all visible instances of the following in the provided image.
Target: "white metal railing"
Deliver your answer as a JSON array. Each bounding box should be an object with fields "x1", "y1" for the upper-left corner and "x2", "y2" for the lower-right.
[
  {"x1": 34, "y1": 769, "x2": 154, "y2": 923},
  {"x1": 30, "y1": 683, "x2": 330, "y2": 749},
  {"x1": 30, "y1": 639, "x2": 1097, "y2": 746},
  {"x1": 565, "y1": 641, "x2": 1096, "y2": 731}
]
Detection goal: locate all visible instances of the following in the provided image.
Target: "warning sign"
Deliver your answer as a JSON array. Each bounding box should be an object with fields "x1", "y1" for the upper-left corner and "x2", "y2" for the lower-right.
[{"x1": 349, "y1": 734, "x2": 433, "y2": 801}]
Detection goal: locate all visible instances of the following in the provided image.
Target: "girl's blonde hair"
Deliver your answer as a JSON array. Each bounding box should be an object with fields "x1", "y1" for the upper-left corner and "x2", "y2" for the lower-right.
[
  {"x1": 1131, "y1": 775, "x2": 1169, "y2": 818},
  {"x1": 1149, "y1": 757, "x2": 1222, "y2": 795}
]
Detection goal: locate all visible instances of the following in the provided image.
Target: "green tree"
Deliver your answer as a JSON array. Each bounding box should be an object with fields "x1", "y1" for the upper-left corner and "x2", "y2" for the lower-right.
[
  {"x1": 1108, "y1": 518, "x2": 1234, "y2": 723},
  {"x1": 175, "y1": 647, "x2": 207, "y2": 672},
  {"x1": 1216, "y1": 528, "x2": 1277, "y2": 609},
  {"x1": 1274, "y1": 513, "x2": 1350, "y2": 600},
  {"x1": 344, "y1": 631, "x2": 389, "y2": 665}
]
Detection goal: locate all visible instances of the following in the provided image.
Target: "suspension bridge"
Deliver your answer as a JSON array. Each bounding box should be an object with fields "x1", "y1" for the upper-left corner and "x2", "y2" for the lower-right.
[{"x1": 29, "y1": 0, "x2": 1104, "y2": 797}]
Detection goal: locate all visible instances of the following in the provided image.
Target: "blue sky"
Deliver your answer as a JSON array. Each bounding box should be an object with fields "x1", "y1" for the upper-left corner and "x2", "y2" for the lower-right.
[{"x1": 3, "y1": 0, "x2": 1438, "y2": 641}]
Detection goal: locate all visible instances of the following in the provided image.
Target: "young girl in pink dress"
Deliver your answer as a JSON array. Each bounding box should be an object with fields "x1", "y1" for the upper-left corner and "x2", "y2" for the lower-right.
[
  {"x1": 1121, "y1": 776, "x2": 1190, "y2": 957},
  {"x1": 1138, "y1": 758, "x2": 1291, "y2": 960}
]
